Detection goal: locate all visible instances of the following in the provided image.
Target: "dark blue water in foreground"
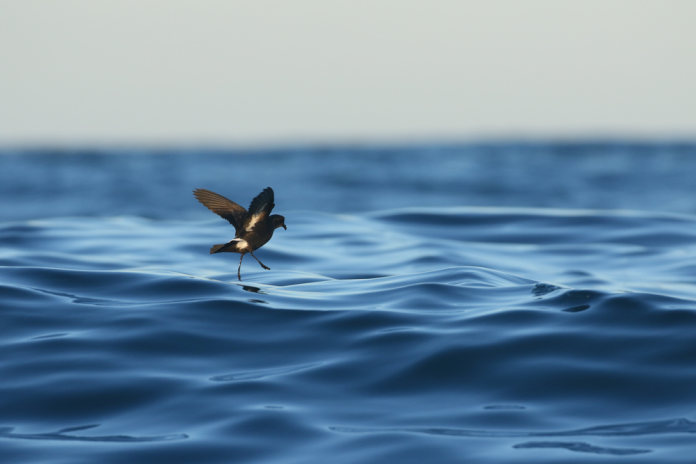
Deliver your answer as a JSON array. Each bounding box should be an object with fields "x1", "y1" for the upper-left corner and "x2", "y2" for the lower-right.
[{"x1": 2, "y1": 144, "x2": 696, "y2": 463}]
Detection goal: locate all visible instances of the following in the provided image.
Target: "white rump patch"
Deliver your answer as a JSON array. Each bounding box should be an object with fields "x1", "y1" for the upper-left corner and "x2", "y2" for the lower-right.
[{"x1": 230, "y1": 238, "x2": 249, "y2": 250}]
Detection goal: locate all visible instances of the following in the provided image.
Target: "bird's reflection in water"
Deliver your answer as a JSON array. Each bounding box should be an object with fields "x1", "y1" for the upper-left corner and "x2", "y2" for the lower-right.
[
  {"x1": 241, "y1": 285, "x2": 269, "y2": 304},
  {"x1": 242, "y1": 285, "x2": 263, "y2": 294}
]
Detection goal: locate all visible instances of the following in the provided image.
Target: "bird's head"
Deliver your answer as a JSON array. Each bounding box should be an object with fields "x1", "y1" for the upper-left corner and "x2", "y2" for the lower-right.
[{"x1": 271, "y1": 215, "x2": 287, "y2": 230}]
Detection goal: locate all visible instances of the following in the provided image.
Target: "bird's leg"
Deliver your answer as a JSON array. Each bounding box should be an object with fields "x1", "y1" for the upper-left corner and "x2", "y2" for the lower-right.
[
  {"x1": 250, "y1": 251, "x2": 271, "y2": 270},
  {"x1": 238, "y1": 253, "x2": 245, "y2": 281}
]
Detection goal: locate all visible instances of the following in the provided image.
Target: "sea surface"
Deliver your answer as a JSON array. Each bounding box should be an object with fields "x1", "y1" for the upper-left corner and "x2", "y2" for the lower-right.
[{"x1": 2, "y1": 144, "x2": 696, "y2": 463}]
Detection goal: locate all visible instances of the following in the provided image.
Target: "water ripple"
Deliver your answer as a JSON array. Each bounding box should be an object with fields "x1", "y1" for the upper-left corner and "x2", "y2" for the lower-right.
[
  {"x1": 0, "y1": 425, "x2": 187, "y2": 443},
  {"x1": 330, "y1": 417, "x2": 696, "y2": 438},
  {"x1": 210, "y1": 363, "x2": 324, "y2": 382},
  {"x1": 513, "y1": 441, "x2": 651, "y2": 455}
]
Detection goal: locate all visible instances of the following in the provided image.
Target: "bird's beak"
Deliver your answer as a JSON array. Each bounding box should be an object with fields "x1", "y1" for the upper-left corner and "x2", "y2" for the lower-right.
[{"x1": 282, "y1": 224, "x2": 287, "y2": 230}]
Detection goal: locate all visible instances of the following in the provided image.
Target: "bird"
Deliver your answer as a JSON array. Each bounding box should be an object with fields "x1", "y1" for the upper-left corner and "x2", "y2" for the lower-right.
[{"x1": 193, "y1": 187, "x2": 286, "y2": 281}]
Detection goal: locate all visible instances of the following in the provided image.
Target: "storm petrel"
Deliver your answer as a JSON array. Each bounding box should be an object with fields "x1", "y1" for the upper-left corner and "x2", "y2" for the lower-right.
[{"x1": 193, "y1": 187, "x2": 287, "y2": 281}]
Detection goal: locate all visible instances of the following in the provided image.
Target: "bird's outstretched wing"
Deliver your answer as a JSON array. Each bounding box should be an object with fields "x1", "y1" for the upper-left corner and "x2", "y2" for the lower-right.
[
  {"x1": 243, "y1": 187, "x2": 275, "y2": 233},
  {"x1": 193, "y1": 189, "x2": 248, "y2": 234}
]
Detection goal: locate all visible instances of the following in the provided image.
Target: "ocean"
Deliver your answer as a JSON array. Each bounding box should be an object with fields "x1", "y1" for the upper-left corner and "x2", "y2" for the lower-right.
[{"x1": 1, "y1": 143, "x2": 696, "y2": 463}]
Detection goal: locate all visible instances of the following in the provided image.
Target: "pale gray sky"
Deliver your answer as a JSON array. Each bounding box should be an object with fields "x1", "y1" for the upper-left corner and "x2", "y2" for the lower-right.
[{"x1": 1, "y1": 0, "x2": 695, "y2": 147}]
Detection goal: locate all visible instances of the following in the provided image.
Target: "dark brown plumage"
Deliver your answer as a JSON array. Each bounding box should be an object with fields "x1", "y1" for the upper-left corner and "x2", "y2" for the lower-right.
[{"x1": 194, "y1": 187, "x2": 286, "y2": 280}]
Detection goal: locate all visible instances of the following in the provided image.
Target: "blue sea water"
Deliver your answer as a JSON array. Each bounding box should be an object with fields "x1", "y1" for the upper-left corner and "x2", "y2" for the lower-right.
[{"x1": 2, "y1": 144, "x2": 696, "y2": 463}]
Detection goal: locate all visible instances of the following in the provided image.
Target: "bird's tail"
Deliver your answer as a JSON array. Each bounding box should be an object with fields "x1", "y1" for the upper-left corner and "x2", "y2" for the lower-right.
[{"x1": 210, "y1": 244, "x2": 228, "y2": 254}]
